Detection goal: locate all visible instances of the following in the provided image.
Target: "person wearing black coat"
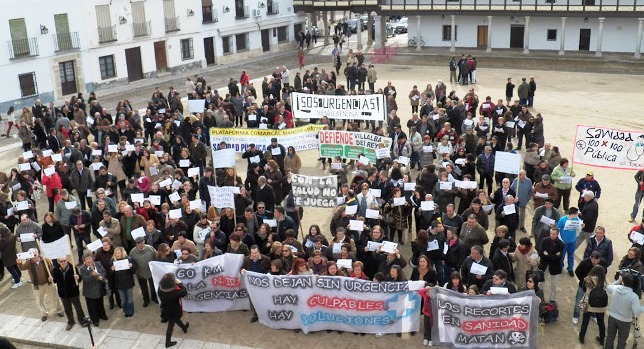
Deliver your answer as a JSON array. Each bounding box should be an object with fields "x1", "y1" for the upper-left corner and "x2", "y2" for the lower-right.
[
  {"x1": 158, "y1": 273, "x2": 189, "y2": 348},
  {"x1": 42, "y1": 216, "x2": 66, "y2": 243},
  {"x1": 51, "y1": 259, "x2": 87, "y2": 330},
  {"x1": 495, "y1": 197, "x2": 520, "y2": 240},
  {"x1": 538, "y1": 227, "x2": 566, "y2": 302},
  {"x1": 491, "y1": 240, "x2": 515, "y2": 282},
  {"x1": 255, "y1": 178, "x2": 276, "y2": 212},
  {"x1": 480, "y1": 270, "x2": 518, "y2": 294}
]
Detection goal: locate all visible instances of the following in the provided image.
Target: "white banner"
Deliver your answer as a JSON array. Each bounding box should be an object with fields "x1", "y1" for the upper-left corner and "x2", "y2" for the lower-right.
[
  {"x1": 573, "y1": 125, "x2": 644, "y2": 170},
  {"x1": 292, "y1": 92, "x2": 387, "y2": 121},
  {"x1": 494, "y1": 151, "x2": 521, "y2": 175},
  {"x1": 212, "y1": 148, "x2": 236, "y2": 169},
  {"x1": 430, "y1": 288, "x2": 540, "y2": 348},
  {"x1": 244, "y1": 272, "x2": 423, "y2": 334},
  {"x1": 188, "y1": 99, "x2": 205, "y2": 113},
  {"x1": 40, "y1": 237, "x2": 71, "y2": 260},
  {"x1": 291, "y1": 174, "x2": 338, "y2": 208},
  {"x1": 209, "y1": 125, "x2": 325, "y2": 154},
  {"x1": 149, "y1": 254, "x2": 249, "y2": 313},
  {"x1": 212, "y1": 187, "x2": 236, "y2": 208}
]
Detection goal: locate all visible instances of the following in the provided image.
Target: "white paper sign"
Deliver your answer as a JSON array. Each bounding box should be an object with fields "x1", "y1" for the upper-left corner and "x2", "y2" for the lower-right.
[
  {"x1": 369, "y1": 189, "x2": 381, "y2": 198},
  {"x1": 631, "y1": 231, "x2": 644, "y2": 245},
  {"x1": 421, "y1": 201, "x2": 435, "y2": 211},
  {"x1": 564, "y1": 219, "x2": 582, "y2": 231},
  {"x1": 427, "y1": 239, "x2": 439, "y2": 251},
  {"x1": 422, "y1": 145, "x2": 433, "y2": 153},
  {"x1": 539, "y1": 215, "x2": 556, "y2": 226},
  {"x1": 113, "y1": 259, "x2": 131, "y2": 271},
  {"x1": 366, "y1": 241, "x2": 382, "y2": 252},
  {"x1": 271, "y1": 147, "x2": 282, "y2": 156},
  {"x1": 44, "y1": 166, "x2": 56, "y2": 177},
  {"x1": 264, "y1": 219, "x2": 277, "y2": 227},
  {"x1": 187, "y1": 167, "x2": 200, "y2": 177},
  {"x1": 494, "y1": 151, "x2": 521, "y2": 175},
  {"x1": 403, "y1": 182, "x2": 416, "y2": 191},
  {"x1": 490, "y1": 287, "x2": 509, "y2": 295},
  {"x1": 213, "y1": 148, "x2": 236, "y2": 169},
  {"x1": 155, "y1": 151, "x2": 164, "y2": 158},
  {"x1": 40, "y1": 236, "x2": 71, "y2": 260},
  {"x1": 149, "y1": 166, "x2": 158, "y2": 176},
  {"x1": 159, "y1": 178, "x2": 172, "y2": 187},
  {"x1": 20, "y1": 233, "x2": 35, "y2": 242},
  {"x1": 331, "y1": 163, "x2": 342, "y2": 170},
  {"x1": 439, "y1": 182, "x2": 453, "y2": 190},
  {"x1": 393, "y1": 197, "x2": 406, "y2": 206},
  {"x1": 198, "y1": 228, "x2": 211, "y2": 242},
  {"x1": 172, "y1": 180, "x2": 182, "y2": 191},
  {"x1": 51, "y1": 153, "x2": 63, "y2": 162},
  {"x1": 179, "y1": 159, "x2": 190, "y2": 167},
  {"x1": 366, "y1": 209, "x2": 380, "y2": 219},
  {"x1": 130, "y1": 193, "x2": 145, "y2": 204},
  {"x1": 375, "y1": 148, "x2": 390, "y2": 159},
  {"x1": 482, "y1": 204, "x2": 494, "y2": 213},
  {"x1": 87, "y1": 239, "x2": 103, "y2": 252},
  {"x1": 250, "y1": 155, "x2": 261, "y2": 164},
  {"x1": 17, "y1": 251, "x2": 34, "y2": 260},
  {"x1": 168, "y1": 192, "x2": 181, "y2": 203},
  {"x1": 349, "y1": 220, "x2": 364, "y2": 231},
  {"x1": 7, "y1": 207, "x2": 14, "y2": 216},
  {"x1": 15, "y1": 201, "x2": 29, "y2": 210},
  {"x1": 92, "y1": 149, "x2": 102, "y2": 156},
  {"x1": 108, "y1": 145, "x2": 118, "y2": 153},
  {"x1": 22, "y1": 151, "x2": 33, "y2": 159},
  {"x1": 18, "y1": 163, "x2": 30, "y2": 172},
  {"x1": 470, "y1": 262, "x2": 488, "y2": 276},
  {"x1": 359, "y1": 156, "x2": 370, "y2": 165},
  {"x1": 189, "y1": 99, "x2": 206, "y2": 113},
  {"x1": 11, "y1": 183, "x2": 21, "y2": 192},
  {"x1": 42, "y1": 150, "x2": 53, "y2": 157},
  {"x1": 149, "y1": 195, "x2": 161, "y2": 206},
  {"x1": 169, "y1": 209, "x2": 182, "y2": 219},
  {"x1": 455, "y1": 180, "x2": 478, "y2": 189},
  {"x1": 337, "y1": 259, "x2": 353, "y2": 269},
  {"x1": 503, "y1": 204, "x2": 516, "y2": 215},
  {"x1": 397, "y1": 156, "x2": 410, "y2": 167},
  {"x1": 381, "y1": 241, "x2": 398, "y2": 254},
  {"x1": 189, "y1": 199, "x2": 201, "y2": 210},
  {"x1": 97, "y1": 226, "x2": 108, "y2": 237},
  {"x1": 31, "y1": 162, "x2": 41, "y2": 171},
  {"x1": 131, "y1": 227, "x2": 146, "y2": 240},
  {"x1": 560, "y1": 176, "x2": 573, "y2": 184},
  {"x1": 345, "y1": 205, "x2": 358, "y2": 215},
  {"x1": 90, "y1": 163, "x2": 102, "y2": 171},
  {"x1": 337, "y1": 197, "x2": 346, "y2": 205}
]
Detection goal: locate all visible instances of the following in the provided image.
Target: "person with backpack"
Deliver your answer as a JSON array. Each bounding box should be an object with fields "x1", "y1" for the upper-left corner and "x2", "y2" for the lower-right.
[{"x1": 578, "y1": 265, "x2": 608, "y2": 344}]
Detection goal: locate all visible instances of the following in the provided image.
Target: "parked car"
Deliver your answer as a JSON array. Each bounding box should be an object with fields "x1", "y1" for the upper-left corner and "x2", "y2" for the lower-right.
[
  {"x1": 304, "y1": 25, "x2": 323, "y2": 37},
  {"x1": 347, "y1": 18, "x2": 361, "y2": 33},
  {"x1": 386, "y1": 22, "x2": 396, "y2": 37},
  {"x1": 395, "y1": 17, "x2": 408, "y2": 33}
]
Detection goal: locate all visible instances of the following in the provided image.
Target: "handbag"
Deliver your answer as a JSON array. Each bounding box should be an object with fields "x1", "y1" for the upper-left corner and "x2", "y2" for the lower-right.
[
  {"x1": 99, "y1": 278, "x2": 110, "y2": 297},
  {"x1": 577, "y1": 294, "x2": 589, "y2": 313}
]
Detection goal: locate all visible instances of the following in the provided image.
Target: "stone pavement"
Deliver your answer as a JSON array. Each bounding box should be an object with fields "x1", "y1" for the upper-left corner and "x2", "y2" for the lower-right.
[{"x1": 1, "y1": 313, "x2": 256, "y2": 349}]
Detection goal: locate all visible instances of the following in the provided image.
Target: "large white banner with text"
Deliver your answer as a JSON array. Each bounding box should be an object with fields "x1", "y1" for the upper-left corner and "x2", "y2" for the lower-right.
[
  {"x1": 292, "y1": 92, "x2": 387, "y2": 121},
  {"x1": 430, "y1": 288, "x2": 540, "y2": 348},
  {"x1": 573, "y1": 125, "x2": 644, "y2": 170},
  {"x1": 209, "y1": 125, "x2": 325, "y2": 153},
  {"x1": 244, "y1": 272, "x2": 423, "y2": 334},
  {"x1": 149, "y1": 254, "x2": 249, "y2": 313}
]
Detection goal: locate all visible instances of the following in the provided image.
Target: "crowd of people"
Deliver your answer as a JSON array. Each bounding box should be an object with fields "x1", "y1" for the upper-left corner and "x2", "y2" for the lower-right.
[{"x1": 0, "y1": 52, "x2": 642, "y2": 349}]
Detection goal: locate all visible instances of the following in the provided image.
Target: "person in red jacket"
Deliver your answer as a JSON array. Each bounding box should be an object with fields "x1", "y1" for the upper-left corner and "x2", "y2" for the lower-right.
[
  {"x1": 417, "y1": 286, "x2": 434, "y2": 346},
  {"x1": 41, "y1": 165, "x2": 62, "y2": 213},
  {"x1": 240, "y1": 70, "x2": 249, "y2": 95},
  {"x1": 478, "y1": 96, "x2": 495, "y2": 121}
]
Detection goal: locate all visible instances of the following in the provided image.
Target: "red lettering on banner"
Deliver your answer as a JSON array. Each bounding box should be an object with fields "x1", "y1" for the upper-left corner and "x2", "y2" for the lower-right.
[
  {"x1": 320, "y1": 131, "x2": 354, "y2": 145},
  {"x1": 211, "y1": 276, "x2": 240, "y2": 288},
  {"x1": 461, "y1": 318, "x2": 529, "y2": 334},
  {"x1": 307, "y1": 295, "x2": 385, "y2": 311}
]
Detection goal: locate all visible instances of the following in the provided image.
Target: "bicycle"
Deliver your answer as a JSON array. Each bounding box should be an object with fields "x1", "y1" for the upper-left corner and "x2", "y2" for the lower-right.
[{"x1": 408, "y1": 36, "x2": 425, "y2": 47}]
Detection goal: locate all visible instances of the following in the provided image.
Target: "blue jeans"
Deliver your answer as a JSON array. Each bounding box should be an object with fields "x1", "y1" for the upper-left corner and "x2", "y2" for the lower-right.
[
  {"x1": 118, "y1": 288, "x2": 134, "y2": 316},
  {"x1": 631, "y1": 189, "x2": 644, "y2": 219},
  {"x1": 572, "y1": 286, "x2": 585, "y2": 318},
  {"x1": 560, "y1": 241, "x2": 576, "y2": 272}
]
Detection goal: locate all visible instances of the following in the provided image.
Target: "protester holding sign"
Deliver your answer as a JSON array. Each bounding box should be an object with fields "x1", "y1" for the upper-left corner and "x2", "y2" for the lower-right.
[
  {"x1": 0, "y1": 223, "x2": 22, "y2": 288},
  {"x1": 50, "y1": 257, "x2": 87, "y2": 331},
  {"x1": 17, "y1": 248, "x2": 64, "y2": 322},
  {"x1": 110, "y1": 247, "x2": 136, "y2": 318},
  {"x1": 550, "y1": 158, "x2": 576, "y2": 211}
]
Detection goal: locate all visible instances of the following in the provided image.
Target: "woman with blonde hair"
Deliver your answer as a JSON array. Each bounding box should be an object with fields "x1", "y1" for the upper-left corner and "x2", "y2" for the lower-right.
[{"x1": 111, "y1": 246, "x2": 136, "y2": 317}]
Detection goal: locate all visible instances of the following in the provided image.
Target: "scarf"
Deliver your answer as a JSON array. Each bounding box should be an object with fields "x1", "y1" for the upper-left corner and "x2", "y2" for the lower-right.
[{"x1": 517, "y1": 246, "x2": 530, "y2": 255}]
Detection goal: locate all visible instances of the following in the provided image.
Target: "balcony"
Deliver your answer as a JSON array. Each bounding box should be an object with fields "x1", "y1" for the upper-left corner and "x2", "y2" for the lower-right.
[
  {"x1": 54, "y1": 32, "x2": 80, "y2": 52},
  {"x1": 267, "y1": 1, "x2": 280, "y2": 14},
  {"x1": 165, "y1": 16, "x2": 180, "y2": 32},
  {"x1": 236, "y1": 6, "x2": 250, "y2": 19},
  {"x1": 203, "y1": 7, "x2": 219, "y2": 23},
  {"x1": 132, "y1": 21, "x2": 151, "y2": 37},
  {"x1": 8, "y1": 38, "x2": 39, "y2": 59},
  {"x1": 97, "y1": 25, "x2": 117, "y2": 43}
]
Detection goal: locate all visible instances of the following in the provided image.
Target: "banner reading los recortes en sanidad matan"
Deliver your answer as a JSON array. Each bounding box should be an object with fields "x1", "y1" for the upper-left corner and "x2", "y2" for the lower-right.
[
  {"x1": 245, "y1": 272, "x2": 424, "y2": 334},
  {"x1": 573, "y1": 125, "x2": 644, "y2": 170},
  {"x1": 292, "y1": 92, "x2": 387, "y2": 121},
  {"x1": 430, "y1": 288, "x2": 540, "y2": 349},
  {"x1": 318, "y1": 130, "x2": 391, "y2": 163},
  {"x1": 209, "y1": 125, "x2": 325, "y2": 153}
]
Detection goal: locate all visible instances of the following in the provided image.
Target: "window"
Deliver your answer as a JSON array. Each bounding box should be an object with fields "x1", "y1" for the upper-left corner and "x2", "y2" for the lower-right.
[
  {"x1": 277, "y1": 26, "x2": 288, "y2": 43},
  {"x1": 235, "y1": 0, "x2": 247, "y2": 19},
  {"x1": 547, "y1": 29, "x2": 557, "y2": 41},
  {"x1": 180, "y1": 38, "x2": 194, "y2": 60},
  {"x1": 18, "y1": 72, "x2": 37, "y2": 98},
  {"x1": 442, "y1": 25, "x2": 457, "y2": 41},
  {"x1": 99, "y1": 55, "x2": 116, "y2": 79},
  {"x1": 223, "y1": 36, "x2": 233, "y2": 54},
  {"x1": 236, "y1": 33, "x2": 248, "y2": 51},
  {"x1": 202, "y1": 0, "x2": 214, "y2": 23}
]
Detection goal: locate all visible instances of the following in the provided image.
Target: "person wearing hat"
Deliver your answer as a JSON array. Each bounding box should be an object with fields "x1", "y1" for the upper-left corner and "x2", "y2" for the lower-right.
[
  {"x1": 265, "y1": 138, "x2": 286, "y2": 174},
  {"x1": 575, "y1": 171, "x2": 601, "y2": 212},
  {"x1": 129, "y1": 236, "x2": 158, "y2": 307},
  {"x1": 532, "y1": 198, "x2": 561, "y2": 242},
  {"x1": 157, "y1": 272, "x2": 189, "y2": 348}
]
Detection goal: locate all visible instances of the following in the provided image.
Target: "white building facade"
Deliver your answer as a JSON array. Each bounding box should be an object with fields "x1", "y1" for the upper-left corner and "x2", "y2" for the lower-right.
[{"x1": 0, "y1": 0, "x2": 306, "y2": 111}]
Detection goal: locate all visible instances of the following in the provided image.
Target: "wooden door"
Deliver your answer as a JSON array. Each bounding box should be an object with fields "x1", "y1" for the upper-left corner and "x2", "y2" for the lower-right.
[
  {"x1": 154, "y1": 41, "x2": 167, "y2": 71},
  {"x1": 125, "y1": 47, "x2": 144, "y2": 81},
  {"x1": 477, "y1": 25, "x2": 488, "y2": 48},
  {"x1": 579, "y1": 29, "x2": 591, "y2": 51},
  {"x1": 261, "y1": 29, "x2": 270, "y2": 52},
  {"x1": 510, "y1": 25, "x2": 525, "y2": 49},
  {"x1": 204, "y1": 37, "x2": 215, "y2": 65},
  {"x1": 59, "y1": 60, "x2": 77, "y2": 95}
]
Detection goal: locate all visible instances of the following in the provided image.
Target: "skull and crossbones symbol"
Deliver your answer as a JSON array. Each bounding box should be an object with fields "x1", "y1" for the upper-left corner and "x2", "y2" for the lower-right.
[{"x1": 508, "y1": 332, "x2": 526, "y2": 345}]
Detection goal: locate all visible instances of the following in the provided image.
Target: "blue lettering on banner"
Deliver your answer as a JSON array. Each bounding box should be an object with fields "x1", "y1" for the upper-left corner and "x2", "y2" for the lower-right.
[{"x1": 301, "y1": 311, "x2": 393, "y2": 326}]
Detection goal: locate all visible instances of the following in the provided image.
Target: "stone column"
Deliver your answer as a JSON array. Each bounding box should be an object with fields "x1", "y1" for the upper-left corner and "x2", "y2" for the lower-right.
[
  {"x1": 380, "y1": 14, "x2": 386, "y2": 47},
  {"x1": 323, "y1": 11, "x2": 330, "y2": 45},
  {"x1": 374, "y1": 14, "x2": 383, "y2": 48},
  {"x1": 596, "y1": 17, "x2": 605, "y2": 57},
  {"x1": 357, "y1": 15, "x2": 363, "y2": 50},
  {"x1": 523, "y1": 16, "x2": 530, "y2": 54},
  {"x1": 486, "y1": 16, "x2": 493, "y2": 53},
  {"x1": 559, "y1": 17, "x2": 567, "y2": 55},
  {"x1": 416, "y1": 15, "x2": 422, "y2": 51},
  {"x1": 367, "y1": 12, "x2": 374, "y2": 46},
  {"x1": 636, "y1": 18, "x2": 644, "y2": 58},
  {"x1": 450, "y1": 15, "x2": 456, "y2": 52}
]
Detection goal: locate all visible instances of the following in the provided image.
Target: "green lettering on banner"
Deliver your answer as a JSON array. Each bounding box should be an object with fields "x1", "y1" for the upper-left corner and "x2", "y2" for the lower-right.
[
  {"x1": 320, "y1": 144, "x2": 343, "y2": 158},
  {"x1": 345, "y1": 145, "x2": 364, "y2": 161}
]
